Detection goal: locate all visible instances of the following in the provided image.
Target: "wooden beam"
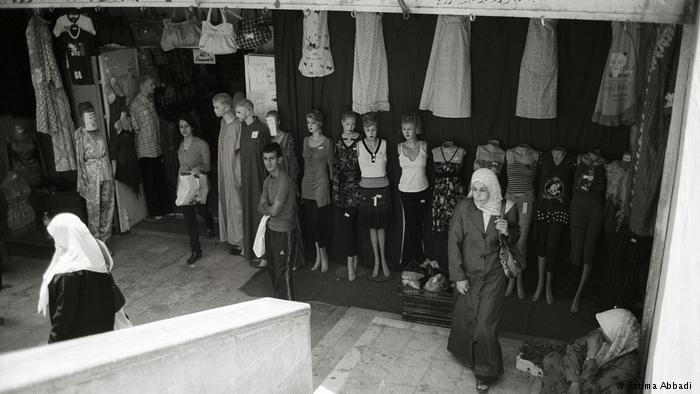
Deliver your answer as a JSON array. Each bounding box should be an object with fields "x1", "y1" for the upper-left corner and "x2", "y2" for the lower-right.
[{"x1": 1, "y1": 0, "x2": 696, "y2": 24}]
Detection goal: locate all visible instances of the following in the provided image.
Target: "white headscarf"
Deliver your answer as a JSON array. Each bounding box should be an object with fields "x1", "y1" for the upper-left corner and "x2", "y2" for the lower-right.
[
  {"x1": 37, "y1": 213, "x2": 113, "y2": 317},
  {"x1": 468, "y1": 168, "x2": 503, "y2": 216},
  {"x1": 594, "y1": 308, "x2": 640, "y2": 366}
]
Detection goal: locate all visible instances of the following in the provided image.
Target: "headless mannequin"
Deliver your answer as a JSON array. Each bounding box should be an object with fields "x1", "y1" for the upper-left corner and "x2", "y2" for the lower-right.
[
  {"x1": 533, "y1": 147, "x2": 570, "y2": 304},
  {"x1": 504, "y1": 143, "x2": 539, "y2": 299},
  {"x1": 474, "y1": 139, "x2": 506, "y2": 174},
  {"x1": 569, "y1": 150, "x2": 607, "y2": 313}
]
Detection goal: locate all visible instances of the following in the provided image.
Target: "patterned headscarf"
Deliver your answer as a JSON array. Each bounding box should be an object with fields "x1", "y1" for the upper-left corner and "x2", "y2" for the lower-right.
[
  {"x1": 468, "y1": 168, "x2": 503, "y2": 216},
  {"x1": 595, "y1": 308, "x2": 641, "y2": 366}
]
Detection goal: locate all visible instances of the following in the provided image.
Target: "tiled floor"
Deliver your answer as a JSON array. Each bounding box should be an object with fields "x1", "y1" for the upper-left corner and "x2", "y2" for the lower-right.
[{"x1": 315, "y1": 316, "x2": 542, "y2": 394}]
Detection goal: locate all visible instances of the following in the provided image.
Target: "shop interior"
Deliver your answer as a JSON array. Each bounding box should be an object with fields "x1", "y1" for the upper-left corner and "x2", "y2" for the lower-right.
[{"x1": 0, "y1": 6, "x2": 682, "y2": 343}]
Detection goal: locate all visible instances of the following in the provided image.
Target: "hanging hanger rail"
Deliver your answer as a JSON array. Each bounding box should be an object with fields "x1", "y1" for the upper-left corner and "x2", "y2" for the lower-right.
[{"x1": 396, "y1": 0, "x2": 410, "y2": 20}]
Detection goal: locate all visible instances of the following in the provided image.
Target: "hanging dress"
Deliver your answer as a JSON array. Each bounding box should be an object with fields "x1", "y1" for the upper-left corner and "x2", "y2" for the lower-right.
[
  {"x1": 26, "y1": 16, "x2": 77, "y2": 172},
  {"x1": 352, "y1": 12, "x2": 390, "y2": 114},
  {"x1": 298, "y1": 11, "x2": 334, "y2": 77},
  {"x1": 431, "y1": 147, "x2": 466, "y2": 232},
  {"x1": 419, "y1": 15, "x2": 471, "y2": 118},
  {"x1": 592, "y1": 22, "x2": 640, "y2": 126},
  {"x1": 516, "y1": 18, "x2": 558, "y2": 119}
]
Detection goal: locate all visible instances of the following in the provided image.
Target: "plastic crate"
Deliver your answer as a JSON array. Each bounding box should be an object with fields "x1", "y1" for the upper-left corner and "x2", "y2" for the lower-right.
[{"x1": 401, "y1": 287, "x2": 455, "y2": 328}]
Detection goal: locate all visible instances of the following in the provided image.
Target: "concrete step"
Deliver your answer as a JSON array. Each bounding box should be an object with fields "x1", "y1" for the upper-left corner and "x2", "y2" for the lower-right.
[{"x1": 314, "y1": 315, "x2": 543, "y2": 394}]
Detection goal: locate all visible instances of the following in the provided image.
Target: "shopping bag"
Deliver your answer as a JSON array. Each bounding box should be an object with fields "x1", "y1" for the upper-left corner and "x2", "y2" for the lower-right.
[
  {"x1": 175, "y1": 173, "x2": 198, "y2": 206},
  {"x1": 253, "y1": 215, "x2": 270, "y2": 258},
  {"x1": 161, "y1": 8, "x2": 201, "y2": 51}
]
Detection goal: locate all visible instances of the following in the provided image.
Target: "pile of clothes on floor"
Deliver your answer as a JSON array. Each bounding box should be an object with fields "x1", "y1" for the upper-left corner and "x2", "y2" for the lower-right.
[{"x1": 401, "y1": 259, "x2": 451, "y2": 293}]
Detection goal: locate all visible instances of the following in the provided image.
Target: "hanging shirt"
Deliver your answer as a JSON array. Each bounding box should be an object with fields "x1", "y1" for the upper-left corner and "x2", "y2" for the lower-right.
[
  {"x1": 57, "y1": 25, "x2": 97, "y2": 85},
  {"x1": 53, "y1": 14, "x2": 96, "y2": 37},
  {"x1": 592, "y1": 22, "x2": 640, "y2": 126}
]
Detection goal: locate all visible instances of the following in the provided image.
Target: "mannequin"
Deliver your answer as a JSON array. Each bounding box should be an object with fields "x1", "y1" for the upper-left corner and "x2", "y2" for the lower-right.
[
  {"x1": 431, "y1": 141, "x2": 466, "y2": 233},
  {"x1": 0, "y1": 171, "x2": 36, "y2": 237},
  {"x1": 358, "y1": 112, "x2": 391, "y2": 279},
  {"x1": 332, "y1": 110, "x2": 361, "y2": 280},
  {"x1": 474, "y1": 139, "x2": 506, "y2": 175},
  {"x1": 74, "y1": 101, "x2": 115, "y2": 242},
  {"x1": 533, "y1": 147, "x2": 576, "y2": 304},
  {"x1": 9, "y1": 124, "x2": 44, "y2": 189},
  {"x1": 569, "y1": 150, "x2": 607, "y2": 313},
  {"x1": 397, "y1": 112, "x2": 429, "y2": 266},
  {"x1": 301, "y1": 109, "x2": 332, "y2": 273},
  {"x1": 504, "y1": 144, "x2": 540, "y2": 299}
]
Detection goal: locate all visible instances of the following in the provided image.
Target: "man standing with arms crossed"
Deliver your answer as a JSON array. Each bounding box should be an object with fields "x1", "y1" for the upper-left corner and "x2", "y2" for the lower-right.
[{"x1": 259, "y1": 143, "x2": 297, "y2": 300}]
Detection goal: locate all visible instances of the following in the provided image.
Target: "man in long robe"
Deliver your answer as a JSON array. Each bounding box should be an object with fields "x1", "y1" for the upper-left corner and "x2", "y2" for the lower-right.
[{"x1": 214, "y1": 93, "x2": 243, "y2": 255}]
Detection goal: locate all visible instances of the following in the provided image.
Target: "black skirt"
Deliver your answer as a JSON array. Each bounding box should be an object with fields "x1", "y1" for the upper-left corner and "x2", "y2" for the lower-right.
[{"x1": 358, "y1": 186, "x2": 391, "y2": 230}]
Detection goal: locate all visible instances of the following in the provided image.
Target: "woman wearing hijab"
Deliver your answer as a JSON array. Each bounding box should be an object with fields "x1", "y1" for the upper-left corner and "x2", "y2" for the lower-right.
[
  {"x1": 447, "y1": 168, "x2": 520, "y2": 393},
  {"x1": 541, "y1": 308, "x2": 640, "y2": 394},
  {"x1": 38, "y1": 213, "x2": 121, "y2": 343}
]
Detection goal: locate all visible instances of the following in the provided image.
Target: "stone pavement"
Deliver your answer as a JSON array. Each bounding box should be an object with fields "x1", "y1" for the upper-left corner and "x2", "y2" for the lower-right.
[{"x1": 0, "y1": 228, "x2": 543, "y2": 393}]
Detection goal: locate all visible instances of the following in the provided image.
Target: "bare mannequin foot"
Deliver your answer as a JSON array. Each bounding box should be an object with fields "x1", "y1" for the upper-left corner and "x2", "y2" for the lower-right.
[
  {"x1": 532, "y1": 286, "x2": 543, "y2": 302},
  {"x1": 546, "y1": 287, "x2": 554, "y2": 305}
]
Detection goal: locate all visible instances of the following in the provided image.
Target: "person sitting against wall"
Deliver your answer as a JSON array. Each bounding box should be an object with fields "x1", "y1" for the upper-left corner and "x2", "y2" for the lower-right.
[
  {"x1": 540, "y1": 308, "x2": 640, "y2": 394},
  {"x1": 176, "y1": 114, "x2": 215, "y2": 266}
]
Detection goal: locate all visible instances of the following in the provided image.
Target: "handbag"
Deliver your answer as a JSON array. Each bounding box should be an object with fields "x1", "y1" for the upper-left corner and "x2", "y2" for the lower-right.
[
  {"x1": 198, "y1": 8, "x2": 237, "y2": 55},
  {"x1": 498, "y1": 201, "x2": 523, "y2": 278},
  {"x1": 175, "y1": 172, "x2": 209, "y2": 206},
  {"x1": 130, "y1": 10, "x2": 164, "y2": 47},
  {"x1": 161, "y1": 8, "x2": 202, "y2": 51},
  {"x1": 235, "y1": 14, "x2": 272, "y2": 50}
]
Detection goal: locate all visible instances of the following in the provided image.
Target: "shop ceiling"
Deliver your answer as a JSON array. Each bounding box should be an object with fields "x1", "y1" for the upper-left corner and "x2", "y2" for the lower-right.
[{"x1": 1, "y1": 0, "x2": 696, "y2": 24}]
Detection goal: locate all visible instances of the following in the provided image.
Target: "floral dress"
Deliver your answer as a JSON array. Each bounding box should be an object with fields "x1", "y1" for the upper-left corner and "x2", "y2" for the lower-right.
[
  {"x1": 431, "y1": 148, "x2": 466, "y2": 232},
  {"x1": 332, "y1": 137, "x2": 361, "y2": 208}
]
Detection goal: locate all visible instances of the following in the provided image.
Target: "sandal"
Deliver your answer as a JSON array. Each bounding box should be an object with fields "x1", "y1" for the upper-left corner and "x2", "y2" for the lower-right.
[{"x1": 476, "y1": 379, "x2": 489, "y2": 393}]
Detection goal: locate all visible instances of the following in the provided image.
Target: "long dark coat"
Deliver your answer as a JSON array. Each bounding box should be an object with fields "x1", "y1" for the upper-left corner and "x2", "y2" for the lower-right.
[{"x1": 447, "y1": 198, "x2": 520, "y2": 378}]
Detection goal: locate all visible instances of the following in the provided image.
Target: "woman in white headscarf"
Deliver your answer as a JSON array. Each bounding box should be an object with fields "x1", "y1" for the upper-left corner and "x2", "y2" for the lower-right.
[
  {"x1": 447, "y1": 168, "x2": 519, "y2": 393},
  {"x1": 38, "y1": 213, "x2": 127, "y2": 343},
  {"x1": 541, "y1": 308, "x2": 640, "y2": 394}
]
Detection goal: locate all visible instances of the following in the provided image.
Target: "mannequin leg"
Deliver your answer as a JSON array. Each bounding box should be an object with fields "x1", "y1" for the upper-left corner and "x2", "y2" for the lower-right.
[
  {"x1": 319, "y1": 246, "x2": 329, "y2": 273},
  {"x1": 347, "y1": 256, "x2": 356, "y2": 281},
  {"x1": 546, "y1": 272, "x2": 554, "y2": 304},
  {"x1": 532, "y1": 257, "x2": 546, "y2": 302},
  {"x1": 571, "y1": 264, "x2": 592, "y2": 313},
  {"x1": 378, "y1": 229, "x2": 390, "y2": 277},
  {"x1": 505, "y1": 278, "x2": 516, "y2": 297},
  {"x1": 517, "y1": 275, "x2": 526, "y2": 300},
  {"x1": 370, "y1": 229, "x2": 380, "y2": 278}
]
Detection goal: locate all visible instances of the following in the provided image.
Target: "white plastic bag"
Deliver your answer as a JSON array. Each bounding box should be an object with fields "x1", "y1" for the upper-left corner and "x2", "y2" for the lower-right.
[
  {"x1": 252, "y1": 215, "x2": 270, "y2": 258},
  {"x1": 114, "y1": 308, "x2": 133, "y2": 330},
  {"x1": 176, "y1": 173, "x2": 209, "y2": 206}
]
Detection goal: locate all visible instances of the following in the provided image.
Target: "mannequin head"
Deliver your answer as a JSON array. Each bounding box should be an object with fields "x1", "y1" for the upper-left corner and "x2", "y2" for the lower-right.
[
  {"x1": 306, "y1": 109, "x2": 324, "y2": 135},
  {"x1": 235, "y1": 100, "x2": 255, "y2": 122},
  {"x1": 212, "y1": 93, "x2": 233, "y2": 118},
  {"x1": 363, "y1": 112, "x2": 380, "y2": 142},
  {"x1": 78, "y1": 102, "x2": 98, "y2": 132},
  {"x1": 401, "y1": 112, "x2": 422, "y2": 141},
  {"x1": 340, "y1": 110, "x2": 357, "y2": 134},
  {"x1": 138, "y1": 75, "x2": 155, "y2": 96}
]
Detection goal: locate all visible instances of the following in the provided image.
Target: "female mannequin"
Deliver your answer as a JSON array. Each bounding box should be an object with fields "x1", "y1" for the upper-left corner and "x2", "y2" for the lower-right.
[
  {"x1": 398, "y1": 112, "x2": 429, "y2": 265},
  {"x1": 533, "y1": 148, "x2": 576, "y2": 304},
  {"x1": 504, "y1": 144, "x2": 540, "y2": 299},
  {"x1": 474, "y1": 139, "x2": 506, "y2": 175},
  {"x1": 0, "y1": 171, "x2": 36, "y2": 237},
  {"x1": 358, "y1": 112, "x2": 391, "y2": 278},
  {"x1": 74, "y1": 101, "x2": 115, "y2": 242},
  {"x1": 570, "y1": 150, "x2": 607, "y2": 313},
  {"x1": 431, "y1": 141, "x2": 466, "y2": 233},
  {"x1": 332, "y1": 110, "x2": 362, "y2": 280},
  {"x1": 301, "y1": 109, "x2": 333, "y2": 273}
]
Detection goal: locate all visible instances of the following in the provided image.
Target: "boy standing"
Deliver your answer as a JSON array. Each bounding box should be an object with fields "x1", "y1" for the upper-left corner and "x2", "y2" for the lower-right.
[{"x1": 259, "y1": 143, "x2": 297, "y2": 300}]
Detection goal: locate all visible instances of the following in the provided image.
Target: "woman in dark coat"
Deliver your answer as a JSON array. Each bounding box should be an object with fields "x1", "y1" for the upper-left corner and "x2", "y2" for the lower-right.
[
  {"x1": 447, "y1": 168, "x2": 520, "y2": 393},
  {"x1": 38, "y1": 213, "x2": 117, "y2": 343}
]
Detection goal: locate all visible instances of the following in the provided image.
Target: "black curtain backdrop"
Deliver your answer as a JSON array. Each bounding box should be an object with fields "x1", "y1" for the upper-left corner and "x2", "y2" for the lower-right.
[{"x1": 273, "y1": 11, "x2": 631, "y2": 270}]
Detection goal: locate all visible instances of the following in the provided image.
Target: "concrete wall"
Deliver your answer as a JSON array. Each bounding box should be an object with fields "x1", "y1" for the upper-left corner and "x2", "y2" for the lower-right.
[
  {"x1": 645, "y1": 15, "x2": 700, "y2": 391},
  {"x1": 0, "y1": 298, "x2": 312, "y2": 394}
]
